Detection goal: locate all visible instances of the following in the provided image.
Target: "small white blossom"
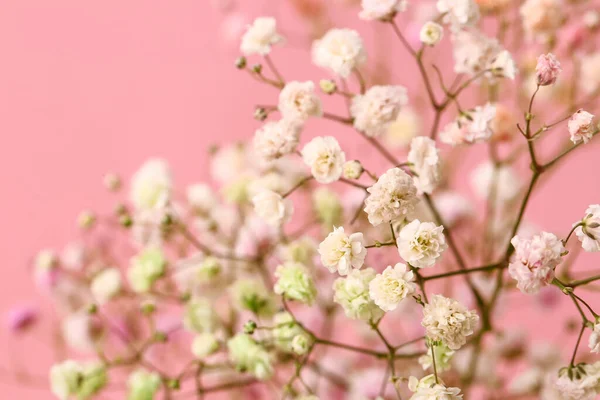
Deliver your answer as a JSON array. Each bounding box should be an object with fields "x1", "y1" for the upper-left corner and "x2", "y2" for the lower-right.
[
  {"x1": 191, "y1": 333, "x2": 219, "y2": 358},
  {"x1": 351, "y1": 85, "x2": 408, "y2": 138},
  {"x1": 227, "y1": 333, "x2": 273, "y2": 380},
  {"x1": 422, "y1": 294, "x2": 479, "y2": 350},
  {"x1": 240, "y1": 17, "x2": 283, "y2": 56},
  {"x1": 364, "y1": 167, "x2": 419, "y2": 226},
  {"x1": 333, "y1": 268, "x2": 384, "y2": 321},
  {"x1": 90, "y1": 268, "x2": 122, "y2": 304},
  {"x1": 398, "y1": 220, "x2": 448, "y2": 268},
  {"x1": 589, "y1": 323, "x2": 600, "y2": 354},
  {"x1": 490, "y1": 50, "x2": 517, "y2": 80},
  {"x1": 437, "y1": 0, "x2": 480, "y2": 29},
  {"x1": 301, "y1": 136, "x2": 346, "y2": 183},
  {"x1": 319, "y1": 226, "x2": 367, "y2": 275},
  {"x1": 519, "y1": 0, "x2": 562, "y2": 42},
  {"x1": 127, "y1": 370, "x2": 161, "y2": 400},
  {"x1": 183, "y1": 297, "x2": 219, "y2": 333},
  {"x1": 291, "y1": 334, "x2": 311, "y2": 355},
  {"x1": 252, "y1": 189, "x2": 294, "y2": 227},
  {"x1": 420, "y1": 21, "x2": 444, "y2": 46},
  {"x1": 385, "y1": 107, "x2": 421, "y2": 147},
  {"x1": 312, "y1": 28, "x2": 367, "y2": 78},
  {"x1": 50, "y1": 360, "x2": 107, "y2": 400},
  {"x1": 127, "y1": 247, "x2": 166, "y2": 293},
  {"x1": 440, "y1": 103, "x2": 496, "y2": 145},
  {"x1": 568, "y1": 109, "x2": 595, "y2": 144},
  {"x1": 230, "y1": 278, "x2": 277, "y2": 317},
  {"x1": 274, "y1": 262, "x2": 318, "y2": 305},
  {"x1": 408, "y1": 374, "x2": 464, "y2": 400},
  {"x1": 343, "y1": 160, "x2": 364, "y2": 179},
  {"x1": 575, "y1": 205, "x2": 600, "y2": 252},
  {"x1": 253, "y1": 119, "x2": 301, "y2": 162},
  {"x1": 408, "y1": 136, "x2": 441, "y2": 194},
  {"x1": 451, "y1": 29, "x2": 510, "y2": 80},
  {"x1": 278, "y1": 81, "x2": 323, "y2": 123},
  {"x1": 470, "y1": 161, "x2": 521, "y2": 202},
  {"x1": 186, "y1": 183, "x2": 217, "y2": 215},
  {"x1": 130, "y1": 158, "x2": 172, "y2": 211},
  {"x1": 580, "y1": 53, "x2": 600, "y2": 95},
  {"x1": 272, "y1": 312, "x2": 305, "y2": 353},
  {"x1": 508, "y1": 232, "x2": 565, "y2": 294},
  {"x1": 313, "y1": 187, "x2": 344, "y2": 227},
  {"x1": 369, "y1": 263, "x2": 416, "y2": 311},
  {"x1": 359, "y1": 0, "x2": 407, "y2": 21}
]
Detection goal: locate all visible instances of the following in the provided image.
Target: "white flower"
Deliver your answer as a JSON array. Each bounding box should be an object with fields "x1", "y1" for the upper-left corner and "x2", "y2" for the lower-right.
[
  {"x1": 50, "y1": 361, "x2": 107, "y2": 400},
  {"x1": 186, "y1": 183, "x2": 217, "y2": 215},
  {"x1": 252, "y1": 189, "x2": 293, "y2": 226},
  {"x1": 508, "y1": 232, "x2": 565, "y2": 294},
  {"x1": 343, "y1": 160, "x2": 364, "y2": 179},
  {"x1": 184, "y1": 297, "x2": 219, "y2": 333},
  {"x1": 313, "y1": 187, "x2": 344, "y2": 227},
  {"x1": 62, "y1": 312, "x2": 101, "y2": 353},
  {"x1": 127, "y1": 370, "x2": 161, "y2": 400},
  {"x1": 440, "y1": 103, "x2": 496, "y2": 145},
  {"x1": 433, "y1": 191, "x2": 473, "y2": 227},
  {"x1": 278, "y1": 81, "x2": 323, "y2": 122},
  {"x1": 553, "y1": 364, "x2": 600, "y2": 400},
  {"x1": 240, "y1": 17, "x2": 283, "y2": 56},
  {"x1": 408, "y1": 374, "x2": 464, "y2": 400},
  {"x1": 490, "y1": 50, "x2": 517, "y2": 80},
  {"x1": 191, "y1": 333, "x2": 219, "y2": 358},
  {"x1": 227, "y1": 333, "x2": 273, "y2": 380},
  {"x1": 568, "y1": 109, "x2": 595, "y2": 144},
  {"x1": 420, "y1": 21, "x2": 444, "y2": 46},
  {"x1": 333, "y1": 268, "x2": 384, "y2": 321},
  {"x1": 127, "y1": 247, "x2": 166, "y2": 293},
  {"x1": 576, "y1": 205, "x2": 600, "y2": 252},
  {"x1": 351, "y1": 85, "x2": 409, "y2": 138},
  {"x1": 580, "y1": 53, "x2": 600, "y2": 95},
  {"x1": 359, "y1": 0, "x2": 408, "y2": 21},
  {"x1": 519, "y1": 0, "x2": 562, "y2": 42},
  {"x1": 419, "y1": 344, "x2": 455, "y2": 372},
  {"x1": 590, "y1": 323, "x2": 600, "y2": 354},
  {"x1": 364, "y1": 167, "x2": 419, "y2": 226},
  {"x1": 230, "y1": 278, "x2": 277, "y2": 317},
  {"x1": 422, "y1": 294, "x2": 479, "y2": 350},
  {"x1": 312, "y1": 28, "x2": 367, "y2": 78},
  {"x1": 437, "y1": 0, "x2": 480, "y2": 29},
  {"x1": 301, "y1": 136, "x2": 346, "y2": 183},
  {"x1": 130, "y1": 158, "x2": 172, "y2": 211},
  {"x1": 272, "y1": 312, "x2": 305, "y2": 353},
  {"x1": 385, "y1": 107, "x2": 421, "y2": 147},
  {"x1": 408, "y1": 136, "x2": 441, "y2": 194},
  {"x1": 319, "y1": 226, "x2": 367, "y2": 275},
  {"x1": 279, "y1": 236, "x2": 318, "y2": 265},
  {"x1": 253, "y1": 119, "x2": 301, "y2": 162},
  {"x1": 470, "y1": 161, "x2": 521, "y2": 202},
  {"x1": 369, "y1": 263, "x2": 416, "y2": 311},
  {"x1": 274, "y1": 262, "x2": 318, "y2": 305},
  {"x1": 35, "y1": 249, "x2": 58, "y2": 272},
  {"x1": 398, "y1": 220, "x2": 448, "y2": 268},
  {"x1": 451, "y1": 29, "x2": 510, "y2": 80},
  {"x1": 291, "y1": 334, "x2": 312, "y2": 355},
  {"x1": 90, "y1": 268, "x2": 122, "y2": 304}
]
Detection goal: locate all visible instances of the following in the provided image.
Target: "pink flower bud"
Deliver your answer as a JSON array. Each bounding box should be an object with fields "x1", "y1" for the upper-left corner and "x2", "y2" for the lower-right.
[
  {"x1": 535, "y1": 53, "x2": 561, "y2": 86},
  {"x1": 6, "y1": 305, "x2": 38, "y2": 333}
]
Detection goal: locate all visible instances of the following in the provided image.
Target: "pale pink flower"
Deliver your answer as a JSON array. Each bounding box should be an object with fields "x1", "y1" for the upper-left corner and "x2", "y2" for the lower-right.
[
  {"x1": 359, "y1": 0, "x2": 408, "y2": 21},
  {"x1": 351, "y1": 85, "x2": 408, "y2": 137},
  {"x1": 6, "y1": 306, "x2": 38, "y2": 333},
  {"x1": 536, "y1": 53, "x2": 561, "y2": 86},
  {"x1": 568, "y1": 109, "x2": 595, "y2": 144},
  {"x1": 440, "y1": 103, "x2": 496, "y2": 145},
  {"x1": 364, "y1": 167, "x2": 419, "y2": 226},
  {"x1": 519, "y1": 0, "x2": 563, "y2": 42}
]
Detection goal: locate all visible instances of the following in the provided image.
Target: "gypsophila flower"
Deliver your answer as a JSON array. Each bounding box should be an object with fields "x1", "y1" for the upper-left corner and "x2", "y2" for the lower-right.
[
  {"x1": 451, "y1": 29, "x2": 511, "y2": 80},
  {"x1": 253, "y1": 119, "x2": 301, "y2": 162},
  {"x1": 368, "y1": 263, "x2": 416, "y2": 311},
  {"x1": 312, "y1": 28, "x2": 367, "y2": 78},
  {"x1": 364, "y1": 167, "x2": 419, "y2": 226},
  {"x1": 230, "y1": 278, "x2": 277, "y2": 317},
  {"x1": 580, "y1": 53, "x2": 600, "y2": 95},
  {"x1": 419, "y1": 344, "x2": 455, "y2": 372},
  {"x1": 470, "y1": 161, "x2": 521, "y2": 202},
  {"x1": 359, "y1": 0, "x2": 408, "y2": 21},
  {"x1": 408, "y1": 374, "x2": 464, "y2": 400},
  {"x1": 319, "y1": 226, "x2": 367, "y2": 275},
  {"x1": 519, "y1": 0, "x2": 563, "y2": 42},
  {"x1": 191, "y1": 333, "x2": 219, "y2": 358},
  {"x1": 127, "y1": 370, "x2": 161, "y2": 400},
  {"x1": 386, "y1": 107, "x2": 420, "y2": 147},
  {"x1": 252, "y1": 189, "x2": 294, "y2": 226},
  {"x1": 398, "y1": 220, "x2": 448, "y2": 268},
  {"x1": 553, "y1": 364, "x2": 600, "y2": 400},
  {"x1": 437, "y1": 0, "x2": 480, "y2": 29},
  {"x1": 186, "y1": 183, "x2": 217, "y2": 215},
  {"x1": 130, "y1": 158, "x2": 172, "y2": 211},
  {"x1": 408, "y1": 136, "x2": 441, "y2": 194},
  {"x1": 568, "y1": 109, "x2": 595, "y2": 144},
  {"x1": 422, "y1": 294, "x2": 479, "y2": 350},
  {"x1": 575, "y1": 205, "x2": 600, "y2": 252},
  {"x1": 508, "y1": 232, "x2": 565, "y2": 294},
  {"x1": 589, "y1": 323, "x2": 600, "y2": 353},
  {"x1": 278, "y1": 81, "x2": 323, "y2": 123},
  {"x1": 440, "y1": 103, "x2": 496, "y2": 145},
  {"x1": 272, "y1": 312, "x2": 306, "y2": 353},
  {"x1": 183, "y1": 297, "x2": 219, "y2": 333},
  {"x1": 333, "y1": 268, "x2": 384, "y2": 321},
  {"x1": 343, "y1": 160, "x2": 363, "y2": 180},
  {"x1": 50, "y1": 360, "x2": 107, "y2": 400},
  {"x1": 301, "y1": 136, "x2": 346, "y2": 183},
  {"x1": 128, "y1": 247, "x2": 166, "y2": 293},
  {"x1": 291, "y1": 333, "x2": 312, "y2": 355},
  {"x1": 313, "y1": 187, "x2": 344, "y2": 227},
  {"x1": 536, "y1": 53, "x2": 562, "y2": 86},
  {"x1": 227, "y1": 333, "x2": 273, "y2": 380},
  {"x1": 90, "y1": 268, "x2": 122, "y2": 304},
  {"x1": 420, "y1": 21, "x2": 444, "y2": 46},
  {"x1": 240, "y1": 16, "x2": 283, "y2": 56},
  {"x1": 279, "y1": 236, "x2": 317, "y2": 265},
  {"x1": 274, "y1": 262, "x2": 317, "y2": 305},
  {"x1": 351, "y1": 85, "x2": 408, "y2": 138},
  {"x1": 490, "y1": 50, "x2": 517, "y2": 80}
]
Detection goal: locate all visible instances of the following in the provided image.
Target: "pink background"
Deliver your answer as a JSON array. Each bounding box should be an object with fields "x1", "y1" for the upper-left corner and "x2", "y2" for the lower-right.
[{"x1": 1, "y1": 1, "x2": 599, "y2": 398}]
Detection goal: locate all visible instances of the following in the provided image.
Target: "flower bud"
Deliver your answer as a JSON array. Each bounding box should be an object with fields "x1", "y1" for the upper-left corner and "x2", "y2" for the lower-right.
[
  {"x1": 536, "y1": 53, "x2": 561, "y2": 86},
  {"x1": 235, "y1": 56, "x2": 247, "y2": 69},
  {"x1": 291, "y1": 333, "x2": 311, "y2": 355},
  {"x1": 77, "y1": 210, "x2": 96, "y2": 229},
  {"x1": 343, "y1": 160, "x2": 364, "y2": 179},
  {"x1": 243, "y1": 320, "x2": 257, "y2": 334},
  {"x1": 251, "y1": 63, "x2": 263, "y2": 74},
  {"x1": 420, "y1": 21, "x2": 444, "y2": 46},
  {"x1": 254, "y1": 107, "x2": 268, "y2": 121},
  {"x1": 191, "y1": 333, "x2": 219, "y2": 358},
  {"x1": 319, "y1": 79, "x2": 337, "y2": 94},
  {"x1": 103, "y1": 173, "x2": 121, "y2": 191}
]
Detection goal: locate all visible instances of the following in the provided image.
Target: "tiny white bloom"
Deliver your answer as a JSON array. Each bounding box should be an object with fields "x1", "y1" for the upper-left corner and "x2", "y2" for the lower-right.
[
  {"x1": 301, "y1": 136, "x2": 346, "y2": 183},
  {"x1": 240, "y1": 16, "x2": 283, "y2": 56},
  {"x1": 186, "y1": 183, "x2": 217, "y2": 215},
  {"x1": 369, "y1": 263, "x2": 416, "y2": 311},
  {"x1": 589, "y1": 323, "x2": 600, "y2": 354},
  {"x1": 351, "y1": 85, "x2": 409, "y2": 138},
  {"x1": 568, "y1": 109, "x2": 595, "y2": 144},
  {"x1": 408, "y1": 136, "x2": 441, "y2": 194},
  {"x1": 407, "y1": 374, "x2": 463, "y2": 400},
  {"x1": 252, "y1": 189, "x2": 294, "y2": 227},
  {"x1": 312, "y1": 28, "x2": 367, "y2": 78},
  {"x1": 333, "y1": 268, "x2": 384, "y2": 321},
  {"x1": 278, "y1": 81, "x2": 323, "y2": 122},
  {"x1": 343, "y1": 160, "x2": 364, "y2": 180},
  {"x1": 130, "y1": 158, "x2": 172, "y2": 211},
  {"x1": 184, "y1": 297, "x2": 219, "y2": 333},
  {"x1": 575, "y1": 204, "x2": 600, "y2": 252},
  {"x1": 490, "y1": 50, "x2": 517, "y2": 80},
  {"x1": 127, "y1": 370, "x2": 162, "y2": 400},
  {"x1": 90, "y1": 268, "x2": 122, "y2": 304},
  {"x1": 253, "y1": 119, "x2": 301, "y2": 162},
  {"x1": 191, "y1": 333, "x2": 220, "y2": 358},
  {"x1": 359, "y1": 0, "x2": 408, "y2": 21},
  {"x1": 127, "y1": 247, "x2": 167, "y2": 293},
  {"x1": 274, "y1": 262, "x2": 318, "y2": 305},
  {"x1": 420, "y1": 21, "x2": 444, "y2": 46},
  {"x1": 398, "y1": 219, "x2": 448, "y2": 268},
  {"x1": 318, "y1": 226, "x2": 367, "y2": 275},
  {"x1": 227, "y1": 333, "x2": 273, "y2": 380},
  {"x1": 364, "y1": 167, "x2": 419, "y2": 226},
  {"x1": 422, "y1": 294, "x2": 479, "y2": 350},
  {"x1": 437, "y1": 0, "x2": 480, "y2": 29}
]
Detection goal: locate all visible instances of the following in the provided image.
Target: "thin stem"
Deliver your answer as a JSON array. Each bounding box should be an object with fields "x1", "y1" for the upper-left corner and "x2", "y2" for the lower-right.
[
  {"x1": 430, "y1": 344, "x2": 439, "y2": 384},
  {"x1": 282, "y1": 176, "x2": 313, "y2": 198},
  {"x1": 564, "y1": 222, "x2": 583, "y2": 245},
  {"x1": 570, "y1": 323, "x2": 586, "y2": 367},
  {"x1": 354, "y1": 69, "x2": 366, "y2": 94},
  {"x1": 423, "y1": 263, "x2": 506, "y2": 281},
  {"x1": 263, "y1": 54, "x2": 285, "y2": 86},
  {"x1": 571, "y1": 274, "x2": 600, "y2": 288}
]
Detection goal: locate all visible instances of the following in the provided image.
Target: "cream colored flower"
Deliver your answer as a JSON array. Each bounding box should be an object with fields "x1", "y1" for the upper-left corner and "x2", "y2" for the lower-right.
[
  {"x1": 422, "y1": 294, "x2": 479, "y2": 350},
  {"x1": 369, "y1": 263, "x2": 416, "y2": 311},
  {"x1": 90, "y1": 268, "x2": 122, "y2": 304},
  {"x1": 420, "y1": 21, "x2": 444, "y2": 46},
  {"x1": 576, "y1": 205, "x2": 600, "y2": 252},
  {"x1": 50, "y1": 360, "x2": 107, "y2": 400},
  {"x1": 318, "y1": 226, "x2": 367, "y2": 275},
  {"x1": 312, "y1": 28, "x2": 367, "y2": 78},
  {"x1": 398, "y1": 219, "x2": 448, "y2": 268},
  {"x1": 227, "y1": 333, "x2": 273, "y2": 380},
  {"x1": 333, "y1": 268, "x2": 384, "y2": 321},
  {"x1": 127, "y1": 370, "x2": 161, "y2": 400},
  {"x1": 253, "y1": 119, "x2": 301, "y2": 162},
  {"x1": 359, "y1": 0, "x2": 408, "y2": 21},
  {"x1": 274, "y1": 262, "x2": 318, "y2": 305},
  {"x1": 183, "y1": 297, "x2": 219, "y2": 333},
  {"x1": 240, "y1": 17, "x2": 283, "y2": 56},
  {"x1": 186, "y1": 183, "x2": 217, "y2": 215},
  {"x1": 408, "y1": 374, "x2": 463, "y2": 400},
  {"x1": 408, "y1": 136, "x2": 441, "y2": 194},
  {"x1": 191, "y1": 333, "x2": 220, "y2": 358},
  {"x1": 230, "y1": 278, "x2": 277, "y2": 317},
  {"x1": 437, "y1": 0, "x2": 480, "y2": 29},
  {"x1": 252, "y1": 189, "x2": 294, "y2": 227},
  {"x1": 278, "y1": 81, "x2": 323, "y2": 122},
  {"x1": 351, "y1": 85, "x2": 408, "y2": 138},
  {"x1": 519, "y1": 0, "x2": 562, "y2": 42},
  {"x1": 128, "y1": 247, "x2": 166, "y2": 293},
  {"x1": 301, "y1": 136, "x2": 346, "y2": 183},
  {"x1": 130, "y1": 158, "x2": 172, "y2": 211},
  {"x1": 568, "y1": 109, "x2": 595, "y2": 144},
  {"x1": 364, "y1": 167, "x2": 419, "y2": 226}
]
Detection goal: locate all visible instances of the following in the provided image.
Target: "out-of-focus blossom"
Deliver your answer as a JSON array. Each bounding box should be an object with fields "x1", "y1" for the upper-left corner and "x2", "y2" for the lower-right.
[
  {"x1": 253, "y1": 119, "x2": 301, "y2": 162},
  {"x1": 568, "y1": 109, "x2": 595, "y2": 144},
  {"x1": 312, "y1": 28, "x2": 367, "y2": 78},
  {"x1": 6, "y1": 305, "x2": 38, "y2": 333},
  {"x1": 229, "y1": 278, "x2": 277, "y2": 317},
  {"x1": 419, "y1": 343, "x2": 455, "y2": 372},
  {"x1": 313, "y1": 188, "x2": 344, "y2": 227},
  {"x1": 127, "y1": 247, "x2": 166, "y2": 293},
  {"x1": 183, "y1": 297, "x2": 219, "y2": 333},
  {"x1": 191, "y1": 333, "x2": 219, "y2": 358},
  {"x1": 227, "y1": 333, "x2": 273, "y2": 380},
  {"x1": 385, "y1": 107, "x2": 421, "y2": 147},
  {"x1": 127, "y1": 370, "x2": 161, "y2": 400},
  {"x1": 274, "y1": 262, "x2": 317, "y2": 305},
  {"x1": 186, "y1": 183, "x2": 217, "y2": 216},
  {"x1": 575, "y1": 204, "x2": 600, "y2": 252},
  {"x1": 580, "y1": 53, "x2": 600, "y2": 95},
  {"x1": 252, "y1": 189, "x2": 294, "y2": 227},
  {"x1": 62, "y1": 312, "x2": 102, "y2": 353},
  {"x1": 408, "y1": 136, "x2": 441, "y2": 194},
  {"x1": 519, "y1": 0, "x2": 563, "y2": 42},
  {"x1": 351, "y1": 85, "x2": 408, "y2": 138},
  {"x1": 333, "y1": 268, "x2": 384, "y2": 321},
  {"x1": 437, "y1": 0, "x2": 480, "y2": 29},
  {"x1": 407, "y1": 374, "x2": 463, "y2": 399},
  {"x1": 90, "y1": 268, "x2": 122, "y2": 304},
  {"x1": 130, "y1": 158, "x2": 172, "y2": 211},
  {"x1": 470, "y1": 161, "x2": 521, "y2": 202},
  {"x1": 240, "y1": 17, "x2": 283, "y2": 56},
  {"x1": 440, "y1": 103, "x2": 496, "y2": 145},
  {"x1": 359, "y1": 0, "x2": 407, "y2": 21}
]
